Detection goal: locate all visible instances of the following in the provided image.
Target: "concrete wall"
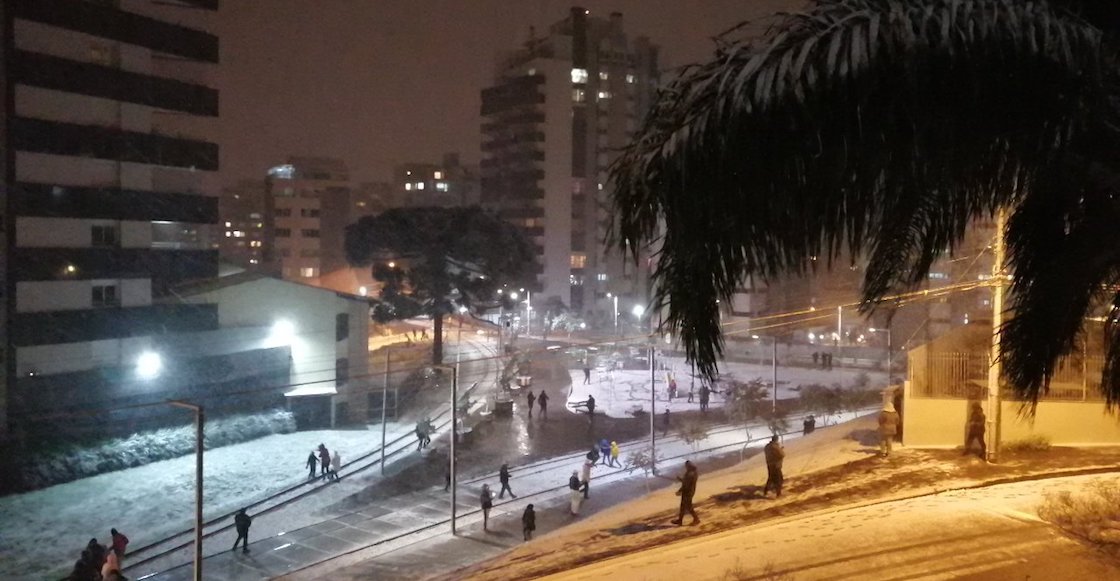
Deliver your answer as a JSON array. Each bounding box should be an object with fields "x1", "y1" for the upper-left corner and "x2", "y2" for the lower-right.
[{"x1": 903, "y1": 381, "x2": 1120, "y2": 447}]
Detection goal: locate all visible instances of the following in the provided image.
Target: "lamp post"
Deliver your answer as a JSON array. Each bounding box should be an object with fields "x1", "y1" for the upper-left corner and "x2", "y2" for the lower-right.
[
  {"x1": 381, "y1": 348, "x2": 390, "y2": 474},
  {"x1": 168, "y1": 401, "x2": 203, "y2": 581},
  {"x1": 525, "y1": 290, "x2": 532, "y2": 337},
  {"x1": 607, "y1": 293, "x2": 619, "y2": 335},
  {"x1": 430, "y1": 364, "x2": 459, "y2": 533}
]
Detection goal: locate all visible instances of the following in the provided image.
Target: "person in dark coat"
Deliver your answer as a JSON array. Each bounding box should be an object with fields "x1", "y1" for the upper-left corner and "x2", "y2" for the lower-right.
[
  {"x1": 586, "y1": 394, "x2": 596, "y2": 418},
  {"x1": 538, "y1": 390, "x2": 549, "y2": 419},
  {"x1": 318, "y1": 444, "x2": 331, "y2": 480},
  {"x1": 671, "y1": 460, "x2": 700, "y2": 525},
  {"x1": 522, "y1": 504, "x2": 537, "y2": 541},
  {"x1": 763, "y1": 436, "x2": 785, "y2": 497},
  {"x1": 480, "y1": 484, "x2": 494, "y2": 531},
  {"x1": 306, "y1": 450, "x2": 318, "y2": 478},
  {"x1": 232, "y1": 508, "x2": 252, "y2": 553},
  {"x1": 498, "y1": 463, "x2": 517, "y2": 498},
  {"x1": 661, "y1": 408, "x2": 671, "y2": 437},
  {"x1": 586, "y1": 444, "x2": 600, "y2": 466},
  {"x1": 568, "y1": 471, "x2": 583, "y2": 515},
  {"x1": 964, "y1": 402, "x2": 987, "y2": 460},
  {"x1": 526, "y1": 390, "x2": 535, "y2": 417},
  {"x1": 699, "y1": 384, "x2": 711, "y2": 412},
  {"x1": 598, "y1": 439, "x2": 611, "y2": 466},
  {"x1": 583, "y1": 362, "x2": 592, "y2": 384}
]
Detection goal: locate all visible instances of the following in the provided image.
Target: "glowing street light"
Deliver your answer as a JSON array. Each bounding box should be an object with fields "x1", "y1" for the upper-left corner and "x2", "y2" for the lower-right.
[
  {"x1": 137, "y1": 351, "x2": 162, "y2": 379},
  {"x1": 631, "y1": 304, "x2": 645, "y2": 318},
  {"x1": 270, "y1": 319, "x2": 296, "y2": 344}
]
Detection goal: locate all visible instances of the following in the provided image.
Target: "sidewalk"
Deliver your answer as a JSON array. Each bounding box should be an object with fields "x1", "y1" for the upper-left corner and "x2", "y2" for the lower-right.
[{"x1": 141, "y1": 411, "x2": 863, "y2": 580}]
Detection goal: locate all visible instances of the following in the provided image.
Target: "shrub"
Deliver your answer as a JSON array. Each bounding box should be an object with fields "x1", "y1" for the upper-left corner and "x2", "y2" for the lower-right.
[
  {"x1": 19, "y1": 409, "x2": 296, "y2": 490},
  {"x1": 675, "y1": 419, "x2": 710, "y2": 451},
  {"x1": 1003, "y1": 435, "x2": 1052, "y2": 454},
  {"x1": 1038, "y1": 481, "x2": 1120, "y2": 554}
]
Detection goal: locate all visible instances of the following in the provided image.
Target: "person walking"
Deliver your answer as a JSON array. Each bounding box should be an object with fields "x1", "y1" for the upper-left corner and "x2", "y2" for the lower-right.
[
  {"x1": 610, "y1": 441, "x2": 621, "y2": 468},
  {"x1": 763, "y1": 436, "x2": 785, "y2": 498},
  {"x1": 306, "y1": 450, "x2": 318, "y2": 479},
  {"x1": 480, "y1": 484, "x2": 494, "y2": 531},
  {"x1": 330, "y1": 450, "x2": 342, "y2": 482},
  {"x1": 583, "y1": 363, "x2": 592, "y2": 385},
  {"x1": 668, "y1": 376, "x2": 678, "y2": 400},
  {"x1": 878, "y1": 404, "x2": 900, "y2": 457},
  {"x1": 671, "y1": 460, "x2": 700, "y2": 526},
  {"x1": 538, "y1": 390, "x2": 549, "y2": 419},
  {"x1": 599, "y1": 439, "x2": 611, "y2": 467},
  {"x1": 318, "y1": 444, "x2": 331, "y2": 481},
  {"x1": 803, "y1": 414, "x2": 817, "y2": 435},
  {"x1": 661, "y1": 408, "x2": 671, "y2": 437},
  {"x1": 522, "y1": 504, "x2": 536, "y2": 541},
  {"x1": 232, "y1": 508, "x2": 252, "y2": 553},
  {"x1": 586, "y1": 394, "x2": 596, "y2": 418},
  {"x1": 580, "y1": 458, "x2": 593, "y2": 499},
  {"x1": 101, "y1": 549, "x2": 120, "y2": 581},
  {"x1": 699, "y1": 384, "x2": 711, "y2": 412},
  {"x1": 812, "y1": 351, "x2": 820, "y2": 367},
  {"x1": 498, "y1": 463, "x2": 516, "y2": 498},
  {"x1": 526, "y1": 390, "x2": 535, "y2": 418},
  {"x1": 964, "y1": 402, "x2": 987, "y2": 460},
  {"x1": 587, "y1": 444, "x2": 600, "y2": 466},
  {"x1": 109, "y1": 528, "x2": 129, "y2": 561},
  {"x1": 568, "y1": 471, "x2": 583, "y2": 516}
]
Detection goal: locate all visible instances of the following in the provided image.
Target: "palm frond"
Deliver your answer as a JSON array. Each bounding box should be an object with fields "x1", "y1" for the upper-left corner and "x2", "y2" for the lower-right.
[{"x1": 610, "y1": 0, "x2": 1119, "y2": 398}]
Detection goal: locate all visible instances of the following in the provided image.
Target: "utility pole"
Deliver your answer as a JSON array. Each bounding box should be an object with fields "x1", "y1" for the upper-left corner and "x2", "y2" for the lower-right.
[
  {"x1": 169, "y1": 401, "x2": 203, "y2": 581},
  {"x1": 649, "y1": 344, "x2": 657, "y2": 475},
  {"x1": 772, "y1": 337, "x2": 778, "y2": 412},
  {"x1": 432, "y1": 364, "x2": 459, "y2": 534},
  {"x1": 987, "y1": 209, "x2": 1007, "y2": 463},
  {"x1": 381, "y1": 349, "x2": 390, "y2": 475}
]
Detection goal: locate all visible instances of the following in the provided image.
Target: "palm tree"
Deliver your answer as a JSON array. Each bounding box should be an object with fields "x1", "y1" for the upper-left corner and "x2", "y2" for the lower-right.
[{"x1": 610, "y1": 0, "x2": 1119, "y2": 404}]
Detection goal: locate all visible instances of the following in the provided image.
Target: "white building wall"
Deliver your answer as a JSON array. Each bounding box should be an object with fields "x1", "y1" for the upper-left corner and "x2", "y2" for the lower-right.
[{"x1": 539, "y1": 60, "x2": 575, "y2": 303}]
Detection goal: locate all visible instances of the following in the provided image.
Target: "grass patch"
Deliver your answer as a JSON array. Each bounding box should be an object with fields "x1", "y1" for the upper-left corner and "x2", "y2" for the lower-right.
[
  {"x1": 1038, "y1": 481, "x2": 1120, "y2": 554},
  {"x1": 18, "y1": 408, "x2": 296, "y2": 491}
]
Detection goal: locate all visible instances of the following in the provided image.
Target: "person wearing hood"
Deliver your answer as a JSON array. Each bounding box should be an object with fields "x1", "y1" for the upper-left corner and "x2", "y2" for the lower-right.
[
  {"x1": 568, "y1": 471, "x2": 582, "y2": 515},
  {"x1": 232, "y1": 508, "x2": 252, "y2": 553},
  {"x1": 609, "y1": 441, "x2": 621, "y2": 468}
]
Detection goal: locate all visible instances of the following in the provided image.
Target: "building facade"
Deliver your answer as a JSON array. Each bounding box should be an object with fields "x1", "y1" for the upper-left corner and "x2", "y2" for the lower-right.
[
  {"x1": 1, "y1": 0, "x2": 222, "y2": 438},
  {"x1": 480, "y1": 8, "x2": 659, "y2": 316},
  {"x1": 219, "y1": 179, "x2": 271, "y2": 271},
  {"x1": 394, "y1": 152, "x2": 478, "y2": 208},
  {"x1": 266, "y1": 157, "x2": 351, "y2": 282}
]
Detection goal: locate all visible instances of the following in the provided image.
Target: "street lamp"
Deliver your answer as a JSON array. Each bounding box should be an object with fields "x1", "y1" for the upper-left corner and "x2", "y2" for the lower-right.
[
  {"x1": 430, "y1": 364, "x2": 460, "y2": 534},
  {"x1": 168, "y1": 401, "x2": 204, "y2": 581},
  {"x1": 607, "y1": 293, "x2": 619, "y2": 334},
  {"x1": 137, "y1": 351, "x2": 162, "y2": 379}
]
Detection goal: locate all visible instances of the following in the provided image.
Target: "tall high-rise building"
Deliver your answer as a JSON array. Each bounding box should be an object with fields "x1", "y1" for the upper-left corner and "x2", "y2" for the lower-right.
[
  {"x1": 266, "y1": 157, "x2": 351, "y2": 282},
  {"x1": 1, "y1": 0, "x2": 221, "y2": 438},
  {"x1": 481, "y1": 8, "x2": 659, "y2": 315}
]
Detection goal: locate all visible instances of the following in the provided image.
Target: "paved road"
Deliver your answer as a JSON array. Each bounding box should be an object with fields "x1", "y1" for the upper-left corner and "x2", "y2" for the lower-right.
[{"x1": 543, "y1": 473, "x2": 1120, "y2": 581}]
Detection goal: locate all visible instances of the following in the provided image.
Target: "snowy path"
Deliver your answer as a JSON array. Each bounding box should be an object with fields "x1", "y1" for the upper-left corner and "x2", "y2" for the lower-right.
[
  {"x1": 0, "y1": 426, "x2": 410, "y2": 579},
  {"x1": 567, "y1": 355, "x2": 885, "y2": 418},
  {"x1": 545, "y1": 473, "x2": 1120, "y2": 580}
]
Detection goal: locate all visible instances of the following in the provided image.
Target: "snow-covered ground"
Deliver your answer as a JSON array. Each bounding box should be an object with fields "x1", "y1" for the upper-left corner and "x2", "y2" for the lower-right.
[
  {"x1": 566, "y1": 354, "x2": 885, "y2": 418},
  {"x1": 0, "y1": 424, "x2": 410, "y2": 579}
]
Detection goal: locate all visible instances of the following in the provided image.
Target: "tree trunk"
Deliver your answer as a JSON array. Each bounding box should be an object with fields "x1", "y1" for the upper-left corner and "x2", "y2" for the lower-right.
[{"x1": 432, "y1": 312, "x2": 444, "y2": 365}]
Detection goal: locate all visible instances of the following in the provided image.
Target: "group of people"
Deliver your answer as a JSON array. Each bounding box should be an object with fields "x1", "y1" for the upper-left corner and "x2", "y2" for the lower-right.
[
  {"x1": 586, "y1": 438, "x2": 620, "y2": 468},
  {"x1": 524, "y1": 389, "x2": 550, "y2": 419},
  {"x1": 415, "y1": 418, "x2": 435, "y2": 451},
  {"x1": 306, "y1": 443, "x2": 342, "y2": 482},
  {"x1": 66, "y1": 529, "x2": 129, "y2": 581},
  {"x1": 811, "y1": 351, "x2": 835, "y2": 370}
]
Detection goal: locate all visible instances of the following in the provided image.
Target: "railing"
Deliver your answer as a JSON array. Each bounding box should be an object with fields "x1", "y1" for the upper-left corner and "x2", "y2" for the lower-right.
[{"x1": 909, "y1": 350, "x2": 1105, "y2": 401}]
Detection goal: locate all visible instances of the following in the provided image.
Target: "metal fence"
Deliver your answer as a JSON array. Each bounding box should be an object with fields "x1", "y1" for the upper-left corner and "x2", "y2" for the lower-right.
[{"x1": 908, "y1": 347, "x2": 1104, "y2": 401}]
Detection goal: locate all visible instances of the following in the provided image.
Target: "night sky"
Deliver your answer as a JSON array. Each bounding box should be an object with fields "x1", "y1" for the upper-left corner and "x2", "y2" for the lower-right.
[{"x1": 217, "y1": 0, "x2": 796, "y2": 183}]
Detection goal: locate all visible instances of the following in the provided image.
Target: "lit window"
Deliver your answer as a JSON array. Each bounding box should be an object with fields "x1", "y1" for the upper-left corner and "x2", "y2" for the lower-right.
[
  {"x1": 417, "y1": 182, "x2": 426, "y2": 190},
  {"x1": 596, "y1": 273, "x2": 608, "y2": 281},
  {"x1": 626, "y1": 73, "x2": 636, "y2": 84},
  {"x1": 405, "y1": 183, "x2": 413, "y2": 191},
  {"x1": 436, "y1": 182, "x2": 449, "y2": 192},
  {"x1": 249, "y1": 259, "x2": 259, "y2": 265},
  {"x1": 572, "y1": 89, "x2": 586, "y2": 103},
  {"x1": 597, "y1": 90, "x2": 611, "y2": 100},
  {"x1": 224, "y1": 221, "x2": 231, "y2": 227},
  {"x1": 570, "y1": 253, "x2": 587, "y2": 269},
  {"x1": 300, "y1": 267, "x2": 316, "y2": 278},
  {"x1": 571, "y1": 68, "x2": 589, "y2": 83},
  {"x1": 225, "y1": 231, "x2": 232, "y2": 238},
  {"x1": 406, "y1": 170, "x2": 412, "y2": 176},
  {"x1": 599, "y1": 71, "x2": 609, "y2": 81},
  {"x1": 250, "y1": 241, "x2": 262, "y2": 247},
  {"x1": 527, "y1": 68, "x2": 537, "y2": 76},
  {"x1": 256, "y1": 223, "x2": 263, "y2": 228},
  {"x1": 597, "y1": 183, "x2": 604, "y2": 191},
  {"x1": 928, "y1": 272, "x2": 949, "y2": 280},
  {"x1": 434, "y1": 171, "x2": 443, "y2": 180}
]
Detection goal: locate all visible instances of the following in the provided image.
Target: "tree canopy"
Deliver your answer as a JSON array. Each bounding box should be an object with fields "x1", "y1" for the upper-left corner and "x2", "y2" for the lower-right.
[
  {"x1": 345, "y1": 206, "x2": 535, "y2": 363},
  {"x1": 610, "y1": 0, "x2": 1120, "y2": 405}
]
